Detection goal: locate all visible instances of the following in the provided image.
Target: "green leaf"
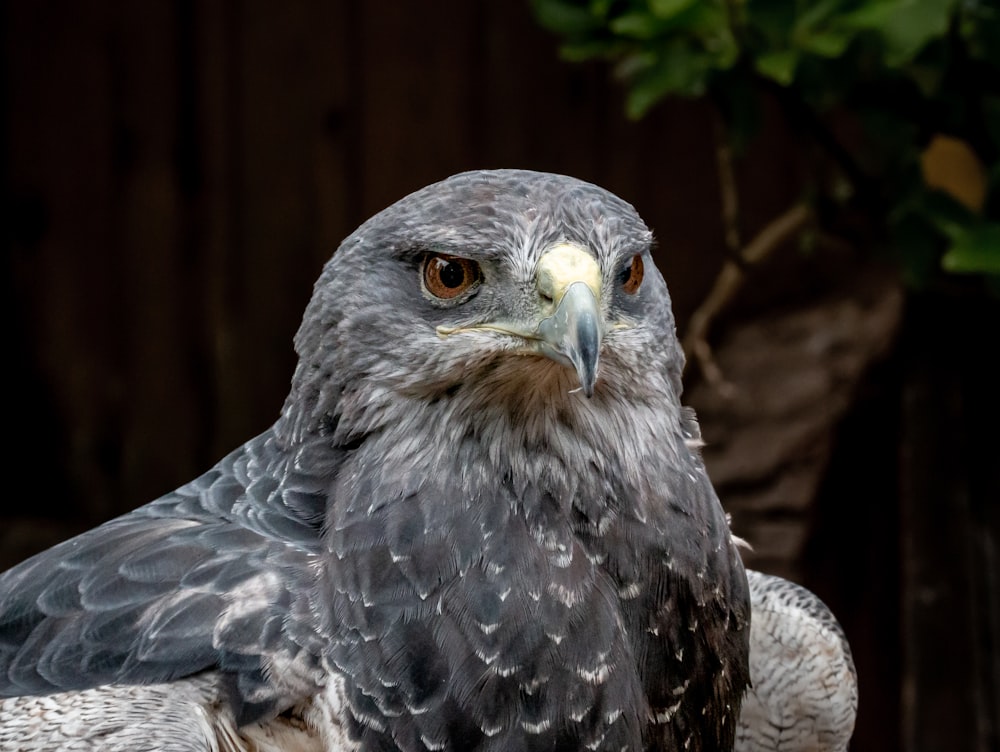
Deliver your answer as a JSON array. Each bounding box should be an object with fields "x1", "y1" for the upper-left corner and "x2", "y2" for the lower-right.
[
  {"x1": 588, "y1": 0, "x2": 615, "y2": 19},
  {"x1": 626, "y1": 80, "x2": 669, "y2": 120},
  {"x1": 798, "y1": 30, "x2": 851, "y2": 58},
  {"x1": 610, "y1": 10, "x2": 663, "y2": 39},
  {"x1": 839, "y1": 0, "x2": 906, "y2": 31},
  {"x1": 841, "y1": 0, "x2": 957, "y2": 67},
  {"x1": 922, "y1": 190, "x2": 978, "y2": 241},
  {"x1": 650, "y1": 0, "x2": 699, "y2": 21},
  {"x1": 532, "y1": 0, "x2": 602, "y2": 36},
  {"x1": 795, "y1": 0, "x2": 848, "y2": 34},
  {"x1": 614, "y1": 50, "x2": 657, "y2": 79},
  {"x1": 754, "y1": 49, "x2": 799, "y2": 85},
  {"x1": 625, "y1": 43, "x2": 710, "y2": 117},
  {"x1": 942, "y1": 224, "x2": 1000, "y2": 274}
]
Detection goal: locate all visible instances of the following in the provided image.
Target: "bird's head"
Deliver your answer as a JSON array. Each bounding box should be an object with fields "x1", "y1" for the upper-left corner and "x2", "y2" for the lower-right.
[{"x1": 277, "y1": 170, "x2": 685, "y2": 445}]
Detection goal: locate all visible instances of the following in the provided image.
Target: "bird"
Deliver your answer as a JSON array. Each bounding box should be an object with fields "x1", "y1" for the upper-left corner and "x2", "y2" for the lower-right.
[
  {"x1": 735, "y1": 570, "x2": 858, "y2": 752},
  {"x1": 0, "y1": 168, "x2": 754, "y2": 751}
]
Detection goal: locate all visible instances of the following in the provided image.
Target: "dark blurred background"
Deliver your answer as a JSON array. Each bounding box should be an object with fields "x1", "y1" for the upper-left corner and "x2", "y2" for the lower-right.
[{"x1": 2, "y1": 2, "x2": 998, "y2": 751}]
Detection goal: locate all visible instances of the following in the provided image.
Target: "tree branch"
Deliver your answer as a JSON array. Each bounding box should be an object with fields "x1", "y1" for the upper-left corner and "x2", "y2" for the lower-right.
[{"x1": 683, "y1": 202, "x2": 814, "y2": 390}]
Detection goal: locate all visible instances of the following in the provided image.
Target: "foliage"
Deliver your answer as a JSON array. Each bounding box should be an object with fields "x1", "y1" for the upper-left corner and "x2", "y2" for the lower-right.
[{"x1": 532, "y1": 0, "x2": 1000, "y2": 283}]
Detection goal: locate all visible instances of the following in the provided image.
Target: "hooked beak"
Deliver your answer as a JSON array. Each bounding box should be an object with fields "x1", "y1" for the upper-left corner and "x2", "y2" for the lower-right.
[
  {"x1": 436, "y1": 243, "x2": 604, "y2": 396},
  {"x1": 533, "y1": 245, "x2": 603, "y2": 396}
]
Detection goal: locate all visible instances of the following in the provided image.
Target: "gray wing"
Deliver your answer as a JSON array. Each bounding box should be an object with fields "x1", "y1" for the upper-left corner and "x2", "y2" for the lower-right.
[
  {"x1": 0, "y1": 430, "x2": 334, "y2": 725},
  {"x1": 736, "y1": 569, "x2": 858, "y2": 752}
]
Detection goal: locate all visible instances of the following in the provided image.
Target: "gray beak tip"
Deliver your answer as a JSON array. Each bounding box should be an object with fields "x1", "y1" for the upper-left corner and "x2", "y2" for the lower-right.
[{"x1": 537, "y1": 282, "x2": 602, "y2": 397}]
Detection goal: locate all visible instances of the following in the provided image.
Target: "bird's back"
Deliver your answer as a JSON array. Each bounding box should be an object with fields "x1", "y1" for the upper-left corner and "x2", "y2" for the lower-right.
[{"x1": 736, "y1": 570, "x2": 858, "y2": 752}]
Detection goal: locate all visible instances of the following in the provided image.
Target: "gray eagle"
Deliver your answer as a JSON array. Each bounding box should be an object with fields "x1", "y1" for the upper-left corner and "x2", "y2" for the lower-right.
[{"x1": 0, "y1": 170, "x2": 853, "y2": 752}]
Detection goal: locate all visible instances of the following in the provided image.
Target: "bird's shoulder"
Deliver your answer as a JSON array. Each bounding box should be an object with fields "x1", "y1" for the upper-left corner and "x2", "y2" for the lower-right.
[{"x1": 0, "y1": 429, "x2": 335, "y2": 724}]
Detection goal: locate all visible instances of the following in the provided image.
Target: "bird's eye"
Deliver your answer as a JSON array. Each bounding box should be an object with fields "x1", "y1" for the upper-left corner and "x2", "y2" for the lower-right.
[
  {"x1": 422, "y1": 254, "x2": 481, "y2": 300},
  {"x1": 620, "y1": 253, "x2": 644, "y2": 294}
]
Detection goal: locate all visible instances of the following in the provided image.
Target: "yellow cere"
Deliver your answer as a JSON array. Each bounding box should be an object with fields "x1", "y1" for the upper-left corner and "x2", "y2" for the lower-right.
[{"x1": 535, "y1": 243, "x2": 603, "y2": 308}]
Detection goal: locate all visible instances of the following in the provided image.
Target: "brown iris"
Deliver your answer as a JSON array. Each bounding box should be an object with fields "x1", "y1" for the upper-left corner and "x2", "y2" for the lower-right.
[
  {"x1": 423, "y1": 254, "x2": 481, "y2": 299},
  {"x1": 621, "y1": 253, "x2": 644, "y2": 294}
]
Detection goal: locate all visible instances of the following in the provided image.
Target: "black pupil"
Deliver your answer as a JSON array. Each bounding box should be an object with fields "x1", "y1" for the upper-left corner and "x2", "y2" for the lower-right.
[
  {"x1": 619, "y1": 260, "x2": 634, "y2": 284},
  {"x1": 439, "y1": 260, "x2": 466, "y2": 288}
]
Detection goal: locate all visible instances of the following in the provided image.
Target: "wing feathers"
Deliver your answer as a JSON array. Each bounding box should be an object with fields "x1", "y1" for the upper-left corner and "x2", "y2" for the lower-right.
[{"x1": 0, "y1": 431, "x2": 330, "y2": 724}]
